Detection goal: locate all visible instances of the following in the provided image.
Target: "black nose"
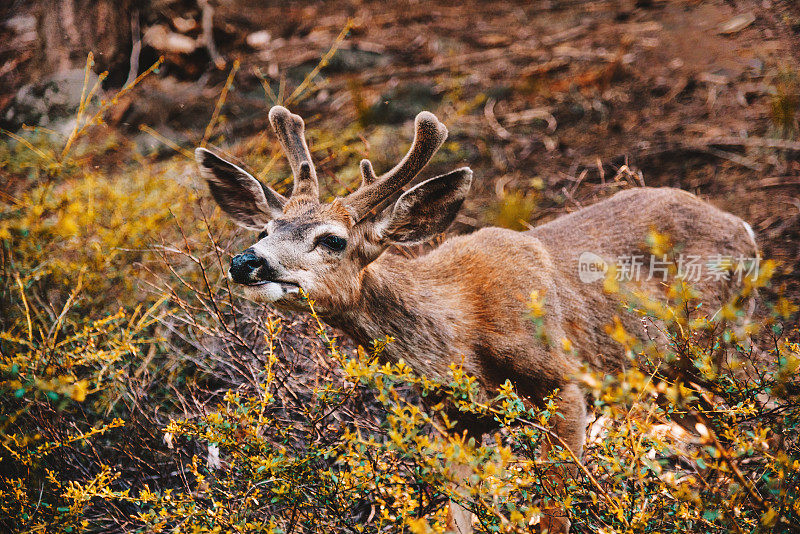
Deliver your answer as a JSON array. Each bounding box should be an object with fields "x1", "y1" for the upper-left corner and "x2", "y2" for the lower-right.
[{"x1": 229, "y1": 250, "x2": 269, "y2": 284}]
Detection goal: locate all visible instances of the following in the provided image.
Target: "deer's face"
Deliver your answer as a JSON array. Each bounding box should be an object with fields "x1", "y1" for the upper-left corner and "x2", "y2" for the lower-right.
[
  {"x1": 195, "y1": 107, "x2": 471, "y2": 314},
  {"x1": 226, "y1": 201, "x2": 383, "y2": 311}
]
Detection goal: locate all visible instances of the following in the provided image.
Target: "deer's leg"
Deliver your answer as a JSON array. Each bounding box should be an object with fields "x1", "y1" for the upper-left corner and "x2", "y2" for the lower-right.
[
  {"x1": 539, "y1": 382, "x2": 586, "y2": 534},
  {"x1": 437, "y1": 404, "x2": 501, "y2": 534},
  {"x1": 443, "y1": 418, "x2": 489, "y2": 534},
  {"x1": 445, "y1": 462, "x2": 474, "y2": 534}
]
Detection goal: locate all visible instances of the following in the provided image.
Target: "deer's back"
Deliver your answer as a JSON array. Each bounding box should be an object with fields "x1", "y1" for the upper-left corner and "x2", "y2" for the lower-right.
[
  {"x1": 359, "y1": 187, "x2": 756, "y2": 403},
  {"x1": 529, "y1": 187, "x2": 757, "y2": 373}
]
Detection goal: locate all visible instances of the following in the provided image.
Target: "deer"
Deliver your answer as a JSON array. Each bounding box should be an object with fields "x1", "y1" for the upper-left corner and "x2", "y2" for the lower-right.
[{"x1": 193, "y1": 105, "x2": 758, "y2": 533}]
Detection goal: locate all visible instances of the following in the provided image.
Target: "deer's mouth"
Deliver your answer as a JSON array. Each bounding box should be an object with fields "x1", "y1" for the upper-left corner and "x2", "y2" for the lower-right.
[
  {"x1": 245, "y1": 279, "x2": 299, "y2": 290},
  {"x1": 240, "y1": 279, "x2": 302, "y2": 304}
]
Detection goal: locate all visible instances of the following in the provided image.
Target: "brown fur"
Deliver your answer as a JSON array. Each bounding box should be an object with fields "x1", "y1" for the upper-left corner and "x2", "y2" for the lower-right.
[
  {"x1": 327, "y1": 187, "x2": 755, "y2": 533},
  {"x1": 328, "y1": 187, "x2": 755, "y2": 396},
  {"x1": 343, "y1": 111, "x2": 449, "y2": 220},
  {"x1": 195, "y1": 107, "x2": 758, "y2": 534}
]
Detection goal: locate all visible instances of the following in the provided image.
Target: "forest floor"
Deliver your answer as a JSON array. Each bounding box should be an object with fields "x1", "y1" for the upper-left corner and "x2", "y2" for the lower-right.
[
  {"x1": 2, "y1": 1, "x2": 800, "y2": 531},
  {"x1": 3, "y1": 0, "x2": 799, "y2": 298}
]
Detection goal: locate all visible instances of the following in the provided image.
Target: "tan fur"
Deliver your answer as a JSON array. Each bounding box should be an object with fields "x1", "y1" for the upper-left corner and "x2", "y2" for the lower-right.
[
  {"x1": 268, "y1": 106, "x2": 319, "y2": 199},
  {"x1": 196, "y1": 108, "x2": 757, "y2": 534},
  {"x1": 327, "y1": 187, "x2": 754, "y2": 534},
  {"x1": 330, "y1": 187, "x2": 755, "y2": 393},
  {"x1": 343, "y1": 111, "x2": 449, "y2": 220}
]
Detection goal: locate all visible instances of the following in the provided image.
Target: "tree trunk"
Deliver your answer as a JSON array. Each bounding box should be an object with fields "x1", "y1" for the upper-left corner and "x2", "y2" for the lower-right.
[{"x1": 36, "y1": 0, "x2": 136, "y2": 86}]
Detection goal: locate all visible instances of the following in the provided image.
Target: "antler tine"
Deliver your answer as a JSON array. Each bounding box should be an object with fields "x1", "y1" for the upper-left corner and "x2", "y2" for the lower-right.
[
  {"x1": 344, "y1": 111, "x2": 448, "y2": 221},
  {"x1": 359, "y1": 159, "x2": 378, "y2": 186},
  {"x1": 268, "y1": 105, "x2": 319, "y2": 200}
]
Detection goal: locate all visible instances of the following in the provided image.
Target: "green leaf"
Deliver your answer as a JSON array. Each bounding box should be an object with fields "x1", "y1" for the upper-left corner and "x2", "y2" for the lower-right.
[{"x1": 703, "y1": 509, "x2": 720, "y2": 521}]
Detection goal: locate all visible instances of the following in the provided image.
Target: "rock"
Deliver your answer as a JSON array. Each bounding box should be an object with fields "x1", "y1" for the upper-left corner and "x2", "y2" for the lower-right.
[
  {"x1": 718, "y1": 12, "x2": 756, "y2": 35},
  {"x1": 4, "y1": 14, "x2": 37, "y2": 45},
  {"x1": 143, "y1": 24, "x2": 197, "y2": 54},
  {"x1": 246, "y1": 30, "x2": 272, "y2": 50},
  {"x1": 2, "y1": 69, "x2": 102, "y2": 131},
  {"x1": 172, "y1": 16, "x2": 197, "y2": 34},
  {"x1": 3, "y1": 14, "x2": 36, "y2": 34}
]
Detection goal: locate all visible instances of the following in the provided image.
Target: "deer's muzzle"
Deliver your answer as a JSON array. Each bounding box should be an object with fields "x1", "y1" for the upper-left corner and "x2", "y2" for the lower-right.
[{"x1": 229, "y1": 250, "x2": 275, "y2": 286}]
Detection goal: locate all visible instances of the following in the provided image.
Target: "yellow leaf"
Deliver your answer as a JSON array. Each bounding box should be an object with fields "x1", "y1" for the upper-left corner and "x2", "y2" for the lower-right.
[
  {"x1": 70, "y1": 380, "x2": 88, "y2": 402},
  {"x1": 775, "y1": 297, "x2": 799, "y2": 319}
]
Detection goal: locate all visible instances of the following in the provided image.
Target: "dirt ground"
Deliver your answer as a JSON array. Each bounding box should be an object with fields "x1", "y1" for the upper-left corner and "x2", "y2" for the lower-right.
[
  {"x1": 2, "y1": 3, "x2": 799, "y2": 531},
  {"x1": 3, "y1": 0, "x2": 800, "y2": 297},
  {"x1": 272, "y1": 0, "x2": 800, "y2": 301}
]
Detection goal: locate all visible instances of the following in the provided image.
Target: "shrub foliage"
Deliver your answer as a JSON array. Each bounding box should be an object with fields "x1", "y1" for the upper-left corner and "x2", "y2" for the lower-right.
[{"x1": 1, "y1": 56, "x2": 799, "y2": 534}]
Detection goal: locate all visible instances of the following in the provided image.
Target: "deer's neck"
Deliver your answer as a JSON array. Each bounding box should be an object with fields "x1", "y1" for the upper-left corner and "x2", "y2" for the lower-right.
[{"x1": 324, "y1": 254, "x2": 467, "y2": 377}]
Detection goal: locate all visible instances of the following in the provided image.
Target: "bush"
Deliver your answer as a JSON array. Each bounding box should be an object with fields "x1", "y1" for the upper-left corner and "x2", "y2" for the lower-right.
[{"x1": 1, "y1": 54, "x2": 799, "y2": 534}]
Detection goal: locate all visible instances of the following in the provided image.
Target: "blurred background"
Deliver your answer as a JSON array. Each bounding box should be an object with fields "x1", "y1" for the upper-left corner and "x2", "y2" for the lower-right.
[
  {"x1": 2, "y1": 0, "x2": 798, "y2": 298},
  {"x1": 1, "y1": 1, "x2": 800, "y2": 531}
]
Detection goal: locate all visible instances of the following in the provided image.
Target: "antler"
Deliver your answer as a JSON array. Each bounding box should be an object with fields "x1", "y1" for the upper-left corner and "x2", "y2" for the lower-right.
[
  {"x1": 343, "y1": 111, "x2": 448, "y2": 221},
  {"x1": 268, "y1": 106, "x2": 319, "y2": 200}
]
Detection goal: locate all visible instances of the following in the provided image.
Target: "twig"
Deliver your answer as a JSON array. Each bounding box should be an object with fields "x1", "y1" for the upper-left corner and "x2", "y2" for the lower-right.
[
  {"x1": 699, "y1": 136, "x2": 800, "y2": 152},
  {"x1": 754, "y1": 177, "x2": 800, "y2": 188},
  {"x1": 1, "y1": 128, "x2": 54, "y2": 162},
  {"x1": 700, "y1": 146, "x2": 763, "y2": 172},
  {"x1": 198, "y1": 0, "x2": 225, "y2": 69},
  {"x1": 519, "y1": 417, "x2": 625, "y2": 526},
  {"x1": 253, "y1": 66, "x2": 279, "y2": 105},
  {"x1": 61, "y1": 55, "x2": 164, "y2": 161},
  {"x1": 13, "y1": 273, "x2": 33, "y2": 343},
  {"x1": 139, "y1": 125, "x2": 194, "y2": 159},
  {"x1": 125, "y1": 9, "x2": 142, "y2": 89},
  {"x1": 695, "y1": 408, "x2": 768, "y2": 513},
  {"x1": 503, "y1": 107, "x2": 557, "y2": 132},
  {"x1": 632, "y1": 141, "x2": 769, "y2": 172},
  {"x1": 484, "y1": 98, "x2": 511, "y2": 140},
  {"x1": 485, "y1": 100, "x2": 558, "y2": 151},
  {"x1": 0, "y1": 51, "x2": 32, "y2": 79},
  {"x1": 202, "y1": 59, "x2": 240, "y2": 146},
  {"x1": 540, "y1": 22, "x2": 594, "y2": 46},
  {"x1": 61, "y1": 53, "x2": 106, "y2": 160},
  {"x1": 284, "y1": 19, "x2": 353, "y2": 106}
]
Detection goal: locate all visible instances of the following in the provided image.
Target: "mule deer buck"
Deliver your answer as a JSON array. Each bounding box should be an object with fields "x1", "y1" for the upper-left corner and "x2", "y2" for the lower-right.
[{"x1": 194, "y1": 106, "x2": 758, "y2": 533}]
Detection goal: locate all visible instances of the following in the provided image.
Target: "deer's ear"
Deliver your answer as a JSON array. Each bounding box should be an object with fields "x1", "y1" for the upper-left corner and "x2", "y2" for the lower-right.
[
  {"x1": 195, "y1": 148, "x2": 286, "y2": 229},
  {"x1": 380, "y1": 168, "x2": 472, "y2": 245}
]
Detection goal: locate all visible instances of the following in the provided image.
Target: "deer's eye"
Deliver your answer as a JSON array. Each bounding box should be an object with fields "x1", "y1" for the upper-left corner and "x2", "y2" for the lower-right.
[
  {"x1": 258, "y1": 229, "x2": 268, "y2": 240},
  {"x1": 318, "y1": 234, "x2": 346, "y2": 252}
]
